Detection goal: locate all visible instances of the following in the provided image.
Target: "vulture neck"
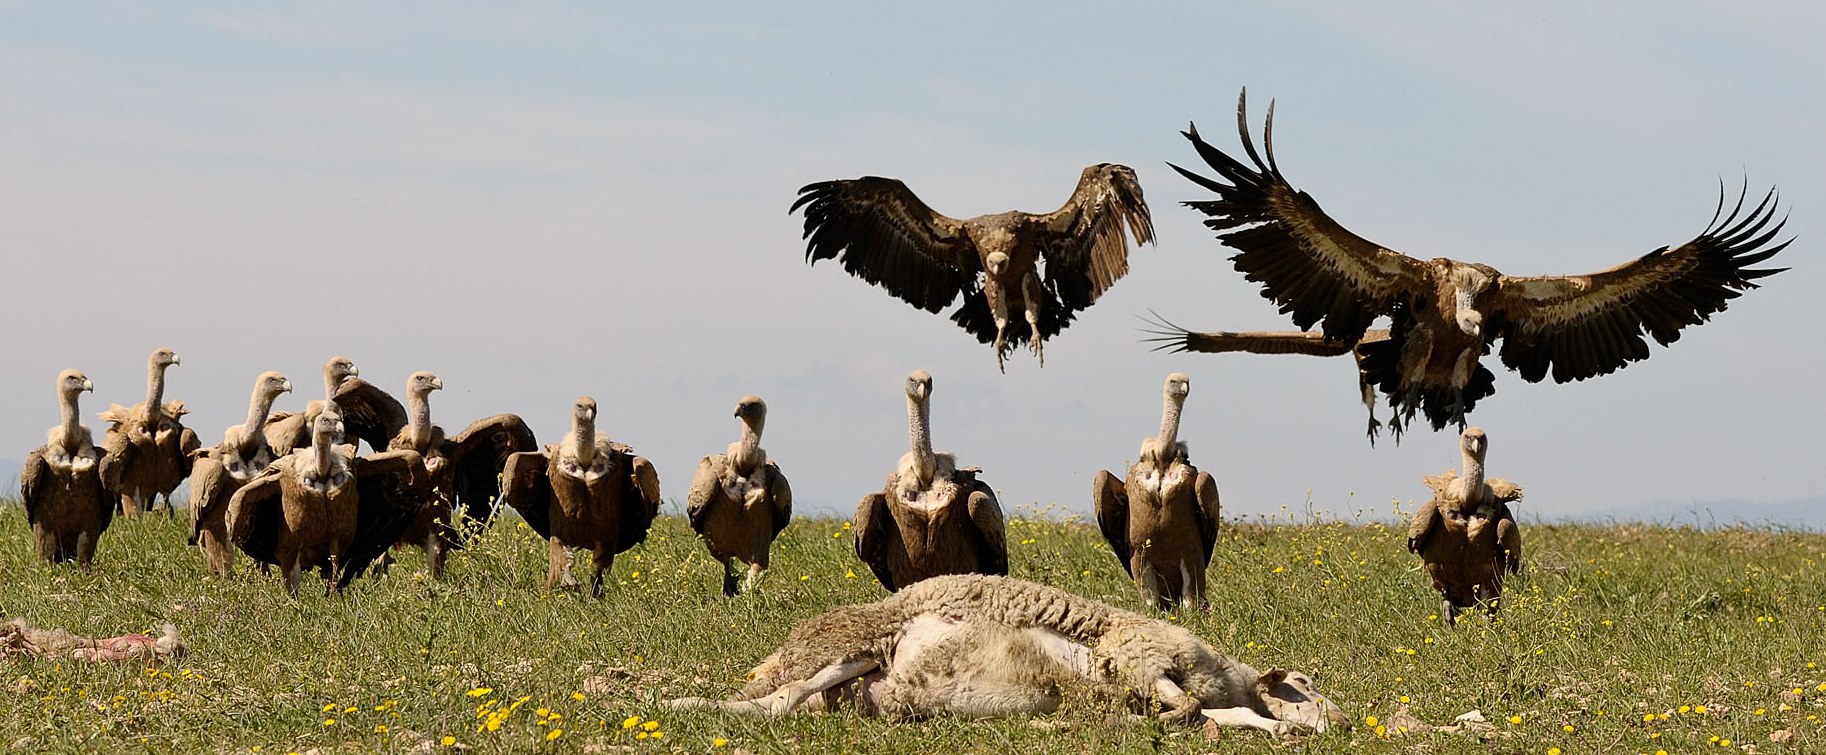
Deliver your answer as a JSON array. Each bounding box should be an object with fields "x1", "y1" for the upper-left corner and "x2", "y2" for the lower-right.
[
  {"x1": 572, "y1": 414, "x2": 598, "y2": 468},
  {"x1": 311, "y1": 426, "x2": 337, "y2": 478},
  {"x1": 1154, "y1": 391, "x2": 1186, "y2": 465},
  {"x1": 144, "y1": 357, "x2": 171, "y2": 421},
  {"x1": 241, "y1": 387, "x2": 279, "y2": 452},
  {"x1": 407, "y1": 390, "x2": 434, "y2": 449},
  {"x1": 732, "y1": 414, "x2": 765, "y2": 475},
  {"x1": 906, "y1": 391, "x2": 936, "y2": 487},
  {"x1": 321, "y1": 365, "x2": 342, "y2": 404},
  {"x1": 1460, "y1": 446, "x2": 1487, "y2": 499},
  {"x1": 58, "y1": 390, "x2": 84, "y2": 452}
]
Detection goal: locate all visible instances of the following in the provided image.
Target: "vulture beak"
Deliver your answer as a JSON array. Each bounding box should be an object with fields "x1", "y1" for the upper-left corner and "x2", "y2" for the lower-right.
[
  {"x1": 431, "y1": 377, "x2": 443, "y2": 391},
  {"x1": 281, "y1": 380, "x2": 294, "y2": 393},
  {"x1": 81, "y1": 378, "x2": 94, "y2": 392},
  {"x1": 170, "y1": 355, "x2": 181, "y2": 366},
  {"x1": 348, "y1": 365, "x2": 359, "y2": 377}
]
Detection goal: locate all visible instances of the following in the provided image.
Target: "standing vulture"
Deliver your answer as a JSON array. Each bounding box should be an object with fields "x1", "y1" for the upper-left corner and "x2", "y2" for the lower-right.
[
  {"x1": 383, "y1": 371, "x2": 536, "y2": 578},
  {"x1": 1144, "y1": 320, "x2": 1397, "y2": 442},
  {"x1": 1168, "y1": 90, "x2": 1790, "y2": 439},
  {"x1": 686, "y1": 395, "x2": 792, "y2": 596},
  {"x1": 99, "y1": 347, "x2": 200, "y2": 517},
  {"x1": 226, "y1": 410, "x2": 428, "y2": 597},
  {"x1": 188, "y1": 370, "x2": 293, "y2": 577},
  {"x1": 501, "y1": 397, "x2": 661, "y2": 598},
  {"x1": 1093, "y1": 373, "x2": 1221, "y2": 609},
  {"x1": 20, "y1": 370, "x2": 113, "y2": 568},
  {"x1": 854, "y1": 370, "x2": 1006, "y2": 591},
  {"x1": 1406, "y1": 427, "x2": 1523, "y2": 623},
  {"x1": 265, "y1": 356, "x2": 407, "y2": 455},
  {"x1": 793, "y1": 164, "x2": 1155, "y2": 370}
]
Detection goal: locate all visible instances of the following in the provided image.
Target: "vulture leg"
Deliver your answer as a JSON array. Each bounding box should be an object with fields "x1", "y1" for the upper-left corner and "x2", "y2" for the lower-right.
[
  {"x1": 283, "y1": 561, "x2": 304, "y2": 599},
  {"x1": 1441, "y1": 599, "x2": 1460, "y2": 626},
  {"x1": 993, "y1": 328, "x2": 1008, "y2": 373},
  {"x1": 425, "y1": 530, "x2": 448, "y2": 580},
  {"x1": 720, "y1": 558, "x2": 740, "y2": 598},
  {"x1": 1023, "y1": 274, "x2": 1044, "y2": 367},
  {"x1": 590, "y1": 549, "x2": 612, "y2": 600},
  {"x1": 742, "y1": 560, "x2": 766, "y2": 594},
  {"x1": 76, "y1": 532, "x2": 97, "y2": 571},
  {"x1": 546, "y1": 537, "x2": 578, "y2": 592}
]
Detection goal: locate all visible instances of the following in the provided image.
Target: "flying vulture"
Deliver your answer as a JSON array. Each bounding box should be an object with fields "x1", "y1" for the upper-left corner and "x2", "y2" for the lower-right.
[
  {"x1": 793, "y1": 164, "x2": 1155, "y2": 371},
  {"x1": 1168, "y1": 91, "x2": 1790, "y2": 439}
]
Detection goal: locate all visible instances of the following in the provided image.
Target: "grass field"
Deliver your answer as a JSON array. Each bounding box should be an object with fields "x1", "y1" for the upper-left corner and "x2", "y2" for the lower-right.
[{"x1": 1, "y1": 497, "x2": 1822, "y2": 754}]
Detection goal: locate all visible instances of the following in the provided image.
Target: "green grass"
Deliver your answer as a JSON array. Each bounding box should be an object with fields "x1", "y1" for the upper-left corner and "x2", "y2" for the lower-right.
[{"x1": 1, "y1": 499, "x2": 1822, "y2": 754}]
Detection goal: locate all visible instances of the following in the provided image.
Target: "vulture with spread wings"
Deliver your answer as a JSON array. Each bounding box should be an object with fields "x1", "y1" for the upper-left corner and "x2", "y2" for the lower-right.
[
  {"x1": 793, "y1": 164, "x2": 1155, "y2": 371},
  {"x1": 1166, "y1": 91, "x2": 1791, "y2": 440}
]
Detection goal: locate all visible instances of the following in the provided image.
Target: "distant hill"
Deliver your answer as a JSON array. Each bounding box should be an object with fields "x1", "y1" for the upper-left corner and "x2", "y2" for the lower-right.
[{"x1": 1569, "y1": 495, "x2": 1826, "y2": 531}]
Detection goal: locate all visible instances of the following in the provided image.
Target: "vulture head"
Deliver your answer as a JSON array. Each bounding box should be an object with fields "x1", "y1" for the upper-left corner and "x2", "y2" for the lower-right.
[
  {"x1": 1461, "y1": 426, "x2": 1488, "y2": 463},
  {"x1": 574, "y1": 396, "x2": 598, "y2": 425},
  {"x1": 312, "y1": 408, "x2": 346, "y2": 445},
  {"x1": 407, "y1": 371, "x2": 443, "y2": 398},
  {"x1": 58, "y1": 369, "x2": 95, "y2": 400},
  {"x1": 324, "y1": 356, "x2": 358, "y2": 392},
  {"x1": 984, "y1": 252, "x2": 1010, "y2": 278},
  {"x1": 905, "y1": 370, "x2": 933, "y2": 403},
  {"x1": 151, "y1": 348, "x2": 180, "y2": 370},
  {"x1": 257, "y1": 371, "x2": 294, "y2": 400},
  {"x1": 734, "y1": 395, "x2": 766, "y2": 421},
  {"x1": 1164, "y1": 372, "x2": 1190, "y2": 402}
]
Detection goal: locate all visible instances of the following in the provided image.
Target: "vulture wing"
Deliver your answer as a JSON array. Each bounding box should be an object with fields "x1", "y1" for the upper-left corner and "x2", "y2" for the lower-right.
[
  {"x1": 1495, "y1": 505, "x2": 1523, "y2": 576},
  {"x1": 614, "y1": 454, "x2": 662, "y2": 554},
  {"x1": 1172, "y1": 91, "x2": 1433, "y2": 343},
  {"x1": 186, "y1": 451, "x2": 229, "y2": 545},
  {"x1": 226, "y1": 462, "x2": 287, "y2": 566},
  {"x1": 20, "y1": 449, "x2": 49, "y2": 525},
  {"x1": 962, "y1": 477, "x2": 1009, "y2": 577},
  {"x1": 98, "y1": 427, "x2": 135, "y2": 496},
  {"x1": 263, "y1": 412, "x2": 309, "y2": 457},
  {"x1": 339, "y1": 450, "x2": 430, "y2": 587},
  {"x1": 1487, "y1": 477, "x2": 1524, "y2": 503},
  {"x1": 1193, "y1": 470, "x2": 1222, "y2": 564},
  {"x1": 792, "y1": 176, "x2": 980, "y2": 314},
  {"x1": 500, "y1": 450, "x2": 554, "y2": 540},
  {"x1": 1090, "y1": 469, "x2": 1132, "y2": 575},
  {"x1": 1037, "y1": 163, "x2": 1156, "y2": 312},
  {"x1": 1143, "y1": 315, "x2": 1372, "y2": 357},
  {"x1": 332, "y1": 378, "x2": 409, "y2": 452},
  {"x1": 1488, "y1": 185, "x2": 1789, "y2": 384},
  {"x1": 765, "y1": 462, "x2": 792, "y2": 538},
  {"x1": 683, "y1": 455, "x2": 725, "y2": 534},
  {"x1": 853, "y1": 491, "x2": 898, "y2": 591},
  {"x1": 443, "y1": 413, "x2": 538, "y2": 533},
  {"x1": 1406, "y1": 496, "x2": 1443, "y2": 555}
]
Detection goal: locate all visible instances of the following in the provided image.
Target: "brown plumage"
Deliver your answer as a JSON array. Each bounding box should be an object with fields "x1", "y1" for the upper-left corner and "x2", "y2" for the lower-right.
[
  {"x1": 793, "y1": 164, "x2": 1155, "y2": 371},
  {"x1": 226, "y1": 410, "x2": 428, "y2": 597},
  {"x1": 1144, "y1": 319, "x2": 1398, "y2": 442},
  {"x1": 20, "y1": 370, "x2": 112, "y2": 568},
  {"x1": 265, "y1": 356, "x2": 407, "y2": 455},
  {"x1": 686, "y1": 395, "x2": 793, "y2": 596},
  {"x1": 1170, "y1": 90, "x2": 1790, "y2": 440},
  {"x1": 384, "y1": 371, "x2": 536, "y2": 578},
  {"x1": 98, "y1": 348, "x2": 200, "y2": 517},
  {"x1": 502, "y1": 397, "x2": 661, "y2": 598},
  {"x1": 188, "y1": 370, "x2": 293, "y2": 577},
  {"x1": 1093, "y1": 373, "x2": 1221, "y2": 610},
  {"x1": 854, "y1": 370, "x2": 1007, "y2": 592},
  {"x1": 1406, "y1": 427, "x2": 1524, "y2": 623}
]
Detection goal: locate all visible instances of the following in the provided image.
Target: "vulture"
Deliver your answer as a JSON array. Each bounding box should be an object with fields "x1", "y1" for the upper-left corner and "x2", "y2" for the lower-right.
[
  {"x1": 382, "y1": 371, "x2": 537, "y2": 578},
  {"x1": 1169, "y1": 90, "x2": 1791, "y2": 440},
  {"x1": 1092, "y1": 373, "x2": 1222, "y2": 609},
  {"x1": 20, "y1": 370, "x2": 113, "y2": 568},
  {"x1": 502, "y1": 397, "x2": 661, "y2": 598},
  {"x1": 226, "y1": 410, "x2": 428, "y2": 597},
  {"x1": 98, "y1": 347, "x2": 201, "y2": 516},
  {"x1": 854, "y1": 370, "x2": 1007, "y2": 591},
  {"x1": 187, "y1": 370, "x2": 293, "y2": 577},
  {"x1": 1406, "y1": 427, "x2": 1523, "y2": 622},
  {"x1": 685, "y1": 395, "x2": 793, "y2": 596},
  {"x1": 265, "y1": 356, "x2": 407, "y2": 455},
  {"x1": 1144, "y1": 319, "x2": 1397, "y2": 442},
  {"x1": 793, "y1": 164, "x2": 1156, "y2": 370}
]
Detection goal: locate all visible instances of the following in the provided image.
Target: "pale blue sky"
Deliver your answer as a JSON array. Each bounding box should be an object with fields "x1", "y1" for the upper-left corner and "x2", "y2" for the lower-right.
[{"x1": 4, "y1": 3, "x2": 1820, "y2": 522}]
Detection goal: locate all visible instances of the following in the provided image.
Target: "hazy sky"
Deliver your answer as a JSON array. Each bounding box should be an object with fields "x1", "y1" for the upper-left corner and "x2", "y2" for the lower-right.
[{"x1": 4, "y1": 3, "x2": 1820, "y2": 523}]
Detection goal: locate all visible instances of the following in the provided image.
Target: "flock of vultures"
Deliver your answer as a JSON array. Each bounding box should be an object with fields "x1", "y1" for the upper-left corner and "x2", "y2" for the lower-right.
[{"x1": 18, "y1": 93, "x2": 1791, "y2": 627}]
